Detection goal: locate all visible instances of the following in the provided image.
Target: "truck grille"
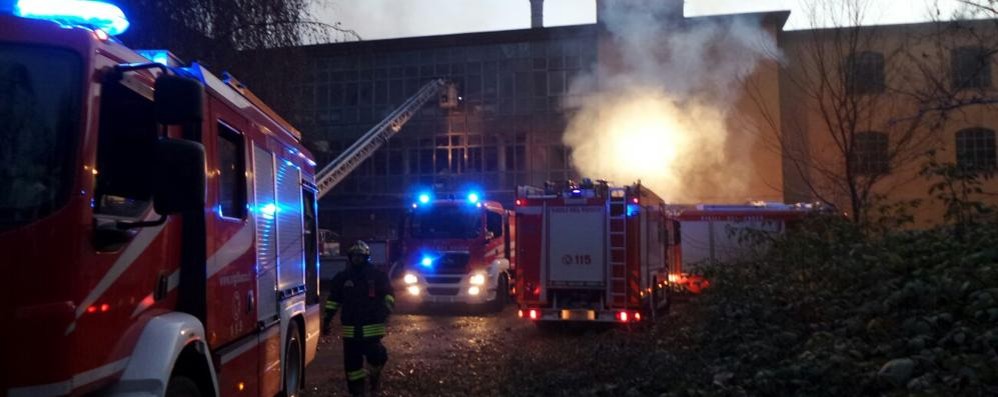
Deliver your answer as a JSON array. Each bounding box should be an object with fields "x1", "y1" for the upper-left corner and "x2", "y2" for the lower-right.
[
  {"x1": 435, "y1": 253, "x2": 470, "y2": 274},
  {"x1": 424, "y1": 276, "x2": 463, "y2": 284},
  {"x1": 426, "y1": 287, "x2": 460, "y2": 296}
]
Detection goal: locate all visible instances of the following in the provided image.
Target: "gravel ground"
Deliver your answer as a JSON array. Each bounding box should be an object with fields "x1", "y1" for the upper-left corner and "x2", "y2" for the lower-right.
[
  {"x1": 304, "y1": 305, "x2": 533, "y2": 397},
  {"x1": 302, "y1": 303, "x2": 667, "y2": 397}
]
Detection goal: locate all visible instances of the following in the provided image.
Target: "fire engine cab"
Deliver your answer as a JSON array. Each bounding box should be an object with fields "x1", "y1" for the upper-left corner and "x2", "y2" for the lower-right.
[
  {"x1": 394, "y1": 191, "x2": 515, "y2": 311},
  {"x1": 1, "y1": 2, "x2": 320, "y2": 396},
  {"x1": 514, "y1": 181, "x2": 671, "y2": 324}
]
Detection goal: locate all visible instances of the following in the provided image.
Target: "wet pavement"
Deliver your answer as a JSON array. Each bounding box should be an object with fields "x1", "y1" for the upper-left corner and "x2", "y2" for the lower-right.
[{"x1": 303, "y1": 305, "x2": 533, "y2": 397}]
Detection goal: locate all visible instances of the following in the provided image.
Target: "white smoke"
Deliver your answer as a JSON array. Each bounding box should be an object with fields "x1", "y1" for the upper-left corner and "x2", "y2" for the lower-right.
[{"x1": 563, "y1": 1, "x2": 781, "y2": 203}]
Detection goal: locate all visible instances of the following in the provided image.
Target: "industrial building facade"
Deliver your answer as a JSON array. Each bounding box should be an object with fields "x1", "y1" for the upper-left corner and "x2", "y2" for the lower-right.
[
  {"x1": 300, "y1": 26, "x2": 598, "y2": 238},
  {"x1": 294, "y1": 3, "x2": 998, "y2": 238}
]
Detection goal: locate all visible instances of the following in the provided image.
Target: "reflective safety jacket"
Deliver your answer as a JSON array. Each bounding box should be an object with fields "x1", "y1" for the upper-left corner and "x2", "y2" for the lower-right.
[{"x1": 324, "y1": 264, "x2": 395, "y2": 338}]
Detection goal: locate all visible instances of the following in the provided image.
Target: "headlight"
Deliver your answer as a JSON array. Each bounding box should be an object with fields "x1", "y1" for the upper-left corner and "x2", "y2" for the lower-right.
[
  {"x1": 469, "y1": 273, "x2": 486, "y2": 286},
  {"x1": 468, "y1": 286, "x2": 480, "y2": 296},
  {"x1": 403, "y1": 273, "x2": 418, "y2": 285},
  {"x1": 407, "y1": 285, "x2": 421, "y2": 296}
]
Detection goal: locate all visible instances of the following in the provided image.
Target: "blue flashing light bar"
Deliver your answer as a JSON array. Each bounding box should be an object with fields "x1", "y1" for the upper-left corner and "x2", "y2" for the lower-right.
[
  {"x1": 418, "y1": 193, "x2": 431, "y2": 204},
  {"x1": 626, "y1": 204, "x2": 640, "y2": 217},
  {"x1": 420, "y1": 256, "x2": 433, "y2": 267},
  {"x1": 136, "y1": 50, "x2": 185, "y2": 67},
  {"x1": 467, "y1": 192, "x2": 480, "y2": 204},
  {"x1": 15, "y1": 0, "x2": 130, "y2": 35},
  {"x1": 137, "y1": 50, "x2": 169, "y2": 66}
]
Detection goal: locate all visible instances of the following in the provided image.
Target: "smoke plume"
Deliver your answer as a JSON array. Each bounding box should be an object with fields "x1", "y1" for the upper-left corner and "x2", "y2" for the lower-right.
[{"x1": 562, "y1": 1, "x2": 780, "y2": 202}]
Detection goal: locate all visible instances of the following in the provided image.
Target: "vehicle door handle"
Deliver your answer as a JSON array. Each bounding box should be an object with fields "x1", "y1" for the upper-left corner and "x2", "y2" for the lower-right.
[
  {"x1": 154, "y1": 273, "x2": 168, "y2": 301},
  {"x1": 247, "y1": 291, "x2": 255, "y2": 313}
]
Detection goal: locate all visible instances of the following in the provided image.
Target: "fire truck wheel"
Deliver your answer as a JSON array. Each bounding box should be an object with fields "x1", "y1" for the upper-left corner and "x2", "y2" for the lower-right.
[
  {"x1": 488, "y1": 276, "x2": 508, "y2": 312},
  {"x1": 165, "y1": 375, "x2": 201, "y2": 397},
  {"x1": 281, "y1": 321, "x2": 304, "y2": 397}
]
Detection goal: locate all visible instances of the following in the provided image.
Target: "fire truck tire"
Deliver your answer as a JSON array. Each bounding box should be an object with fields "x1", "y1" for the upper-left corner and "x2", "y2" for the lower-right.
[
  {"x1": 165, "y1": 375, "x2": 202, "y2": 397},
  {"x1": 281, "y1": 321, "x2": 305, "y2": 397},
  {"x1": 488, "y1": 276, "x2": 508, "y2": 312}
]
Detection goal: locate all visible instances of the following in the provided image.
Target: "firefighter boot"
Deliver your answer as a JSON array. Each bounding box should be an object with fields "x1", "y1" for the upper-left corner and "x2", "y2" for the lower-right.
[{"x1": 369, "y1": 365, "x2": 383, "y2": 396}]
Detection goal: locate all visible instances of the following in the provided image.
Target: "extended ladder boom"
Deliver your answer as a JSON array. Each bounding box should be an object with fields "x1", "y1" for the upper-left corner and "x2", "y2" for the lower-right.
[{"x1": 316, "y1": 79, "x2": 448, "y2": 198}]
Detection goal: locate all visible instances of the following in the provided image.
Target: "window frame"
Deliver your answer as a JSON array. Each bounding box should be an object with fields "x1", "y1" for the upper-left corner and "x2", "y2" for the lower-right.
[
  {"x1": 93, "y1": 75, "x2": 158, "y2": 219},
  {"x1": 852, "y1": 131, "x2": 890, "y2": 176},
  {"x1": 956, "y1": 127, "x2": 997, "y2": 171},
  {"x1": 486, "y1": 210, "x2": 503, "y2": 238},
  {"x1": 951, "y1": 46, "x2": 992, "y2": 90},
  {"x1": 216, "y1": 120, "x2": 248, "y2": 220},
  {"x1": 844, "y1": 51, "x2": 886, "y2": 96}
]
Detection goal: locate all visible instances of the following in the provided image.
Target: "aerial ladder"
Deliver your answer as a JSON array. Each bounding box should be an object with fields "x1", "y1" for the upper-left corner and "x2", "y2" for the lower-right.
[{"x1": 315, "y1": 78, "x2": 454, "y2": 198}]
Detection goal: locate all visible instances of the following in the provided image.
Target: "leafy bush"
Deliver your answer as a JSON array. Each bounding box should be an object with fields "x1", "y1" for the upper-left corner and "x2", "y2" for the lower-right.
[{"x1": 677, "y1": 215, "x2": 998, "y2": 395}]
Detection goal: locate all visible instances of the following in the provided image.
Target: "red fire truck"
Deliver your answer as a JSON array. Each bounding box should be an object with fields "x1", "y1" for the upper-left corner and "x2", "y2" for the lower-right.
[
  {"x1": 394, "y1": 191, "x2": 515, "y2": 311},
  {"x1": 664, "y1": 202, "x2": 816, "y2": 293},
  {"x1": 2, "y1": 3, "x2": 320, "y2": 396},
  {"x1": 514, "y1": 182, "x2": 671, "y2": 323}
]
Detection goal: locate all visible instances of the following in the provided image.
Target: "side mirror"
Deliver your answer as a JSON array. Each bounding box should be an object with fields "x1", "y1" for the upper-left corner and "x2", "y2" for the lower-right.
[
  {"x1": 485, "y1": 231, "x2": 496, "y2": 240},
  {"x1": 155, "y1": 74, "x2": 204, "y2": 125},
  {"x1": 153, "y1": 139, "x2": 206, "y2": 215}
]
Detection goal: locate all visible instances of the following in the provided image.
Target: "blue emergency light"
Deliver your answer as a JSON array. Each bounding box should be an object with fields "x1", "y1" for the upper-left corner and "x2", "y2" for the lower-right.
[
  {"x1": 14, "y1": 0, "x2": 130, "y2": 35},
  {"x1": 418, "y1": 193, "x2": 431, "y2": 204},
  {"x1": 467, "y1": 192, "x2": 480, "y2": 204},
  {"x1": 626, "y1": 204, "x2": 640, "y2": 217},
  {"x1": 420, "y1": 256, "x2": 434, "y2": 267}
]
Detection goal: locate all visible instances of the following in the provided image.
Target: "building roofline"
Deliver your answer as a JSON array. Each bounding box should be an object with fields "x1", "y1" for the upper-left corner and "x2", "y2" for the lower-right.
[
  {"x1": 781, "y1": 16, "x2": 995, "y2": 34},
  {"x1": 300, "y1": 24, "x2": 597, "y2": 55},
  {"x1": 686, "y1": 10, "x2": 792, "y2": 30}
]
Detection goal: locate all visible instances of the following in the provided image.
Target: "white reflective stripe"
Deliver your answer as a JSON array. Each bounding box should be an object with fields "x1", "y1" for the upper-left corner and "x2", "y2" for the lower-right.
[
  {"x1": 220, "y1": 325, "x2": 280, "y2": 365},
  {"x1": 68, "y1": 220, "x2": 166, "y2": 334},
  {"x1": 132, "y1": 221, "x2": 248, "y2": 319},
  {"x1": 220, "y1": 337, "x2": 259, "y2": 365},
  {"x1": 130, "y1": 270, "x2": 180, "y2": 319},
  {"x1": 130, "y1": 293, "x2": 155, "y2": 319},
  {"x1": 7, "y1": 358, "x2": 129, "y2": 397},
  {"x1": 206, "y1": 222, "x2": 255, "y2": 279}
]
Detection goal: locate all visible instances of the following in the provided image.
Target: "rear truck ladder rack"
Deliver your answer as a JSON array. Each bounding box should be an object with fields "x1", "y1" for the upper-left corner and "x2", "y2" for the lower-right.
[
  {"x1": 607, "y1": 187, "x2": 627, "y2": 307},
  {"x1": 316, "y1": 79, "x2": 448, "y2": 198}
]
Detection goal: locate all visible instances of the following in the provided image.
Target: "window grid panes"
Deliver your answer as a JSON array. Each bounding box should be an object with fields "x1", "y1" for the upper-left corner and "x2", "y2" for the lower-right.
[{"x1": 956, "y1": 128, "x2": 997, "y2": 170}]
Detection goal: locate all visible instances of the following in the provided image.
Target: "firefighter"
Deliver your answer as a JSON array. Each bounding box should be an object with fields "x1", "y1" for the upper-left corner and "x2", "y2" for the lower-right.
[{"x1": 322, "y1": 240, "x2": 395, "y2": 396}]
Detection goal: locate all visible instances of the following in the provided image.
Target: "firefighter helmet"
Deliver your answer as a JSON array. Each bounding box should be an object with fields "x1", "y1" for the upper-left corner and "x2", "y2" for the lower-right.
[{"x1": 346, "y1": 240, "x2": 371, "y2": 258}]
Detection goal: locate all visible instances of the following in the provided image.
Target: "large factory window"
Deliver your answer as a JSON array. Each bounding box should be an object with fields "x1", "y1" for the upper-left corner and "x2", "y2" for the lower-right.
[
  {"x1": 549, "y1": 146, "x2": 567, "y2": 170},
  {"x1": 389, "y1": 150, "x2": 403, "y2": 175},
  {"x1": 435, "y1": 149, "x2": 449, "y2": 173},
  {"x1": 485, "y1": 147, "x2": 499, "y2": 172},
  {"x1": 420, "y1": 149, "x2": 433, "y2": 173},
  {"x1": 468, "y1": 147, "x2": 483, "y2": 172},
  {"x1": 450, "y1": 148, "x2": 465, "y2": 173},
  {"x1": 534, "y1": 71, "x2": 547, "y2": 96}
]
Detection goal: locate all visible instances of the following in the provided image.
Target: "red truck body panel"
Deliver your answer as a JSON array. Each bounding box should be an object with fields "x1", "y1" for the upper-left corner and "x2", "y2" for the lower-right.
[{"x1": 1, "y1": 13, "x2": 318, "y2": 396}]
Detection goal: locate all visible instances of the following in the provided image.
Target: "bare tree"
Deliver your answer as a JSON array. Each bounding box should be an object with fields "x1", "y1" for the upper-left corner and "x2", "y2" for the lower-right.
[
  {"x1": 747, "y1": 0, "x2": 941, "y2": 223},
  {"x1": 114, "y1": 0, "x2": 360, "y2": 121}
]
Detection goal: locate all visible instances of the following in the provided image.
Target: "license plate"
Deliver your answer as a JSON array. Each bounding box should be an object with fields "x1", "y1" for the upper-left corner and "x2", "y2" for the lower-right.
[{"x1": 561, "y1": 310, "x2": 595, "y2": 320}]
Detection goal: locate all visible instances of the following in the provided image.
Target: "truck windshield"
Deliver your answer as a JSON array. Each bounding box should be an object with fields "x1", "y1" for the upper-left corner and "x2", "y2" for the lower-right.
[
  {"x1": 0, "y1": 45, "x2": 82, "y2": 230},
  {"x1": 410, "y1": 206, "x2": 483, "y2": 239}
]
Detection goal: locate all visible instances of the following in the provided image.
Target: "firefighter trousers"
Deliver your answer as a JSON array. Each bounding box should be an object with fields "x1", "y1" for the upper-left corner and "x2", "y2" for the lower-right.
[{"x1": 343, "y1": 337, "x2": 388, "y2": 396}]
